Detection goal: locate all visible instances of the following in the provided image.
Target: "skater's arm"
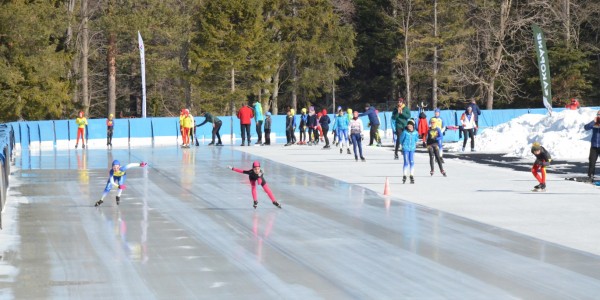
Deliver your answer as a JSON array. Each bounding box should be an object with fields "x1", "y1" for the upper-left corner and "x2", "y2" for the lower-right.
[
  {"x1": 228, "y1": 165, "x2": 246, "y2": 174},
  {"x1": 122, "y1": 162, "x2": 148, "y2": 171}
]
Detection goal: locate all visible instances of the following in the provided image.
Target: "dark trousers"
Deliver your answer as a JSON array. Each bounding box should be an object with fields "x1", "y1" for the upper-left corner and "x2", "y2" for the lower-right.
[
  {"x1": 369, "y1": 124, "x2": 380, "y2": 145},
  {"x1": 213, "y1": 120, "x2": 222, "y2": 144},
  {"x1": 428, "y1": 144, "x2": 444, "y2": 172},
  {"x1": 107, "y1": 127, "x2": 113, "y2": 145},
  {"x1": 394, "y1": 128, "x2": 404, "y2": 155},
  {"x1": 286, "y1": 128, "x2": 294, "y2": 144},
  {"x1": 589, "y1": 146, "x2": 599, "y2": 178},
  {"x1": 255, "y1": 120, "x2": 263, "y2": 142},
  {"x1": 240, "y1": 123, "x2": 251, "y2": 144},
  {"x1": 462, "y1": 128, "x2": 475, "y2": 149},
  {"x1": 264, "y1": 129, "x2": 271, "y2": 145},
  {"x1": 323, "y1": 128, "x2": 329, "y2": 146}
]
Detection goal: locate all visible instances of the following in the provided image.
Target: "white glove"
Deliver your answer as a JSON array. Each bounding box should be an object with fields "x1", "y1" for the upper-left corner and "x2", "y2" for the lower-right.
[{"x1": 227, "y1": 165, "x2": 233, "y2": 170}]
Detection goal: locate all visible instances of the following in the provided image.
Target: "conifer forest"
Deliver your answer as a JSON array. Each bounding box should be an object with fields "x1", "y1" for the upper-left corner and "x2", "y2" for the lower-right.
[{"x1": 1, "y1": 0, "x2": 600, "y2": 122}]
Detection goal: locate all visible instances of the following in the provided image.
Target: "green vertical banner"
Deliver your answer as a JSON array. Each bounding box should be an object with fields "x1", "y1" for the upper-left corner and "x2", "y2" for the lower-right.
[{"x1": 532, "y1": 24, "x2": 553, "y2": 113}]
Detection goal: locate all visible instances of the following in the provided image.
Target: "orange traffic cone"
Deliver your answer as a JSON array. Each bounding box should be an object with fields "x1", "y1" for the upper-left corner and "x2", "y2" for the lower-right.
[{"x1": 383, "y1": 177, "x2": 390, "y2": 196}]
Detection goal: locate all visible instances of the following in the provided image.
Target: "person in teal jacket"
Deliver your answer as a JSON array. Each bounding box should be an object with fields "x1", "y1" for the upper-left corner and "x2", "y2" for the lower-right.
[
  {"x1": 400, "y1": 119, "x2": 419, "y2": 184},
  {"x1": 253, "y1": 100, "x2": 265, "y2": 145},
  {"x1": 392, "y1": 97, "x2": 411, "y2": 160},
  {"x1": 333, "y1": 107, "x2": 351, "y2": 155}
]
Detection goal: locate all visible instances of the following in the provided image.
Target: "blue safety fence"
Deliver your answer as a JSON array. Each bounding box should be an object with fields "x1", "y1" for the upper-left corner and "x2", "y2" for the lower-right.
[
  {"x1": 7, "y1": 107, "x2": 598, "y2": 150},
  {"x1": 0, "y1": 124, "x2": 15, "y2": 229}
]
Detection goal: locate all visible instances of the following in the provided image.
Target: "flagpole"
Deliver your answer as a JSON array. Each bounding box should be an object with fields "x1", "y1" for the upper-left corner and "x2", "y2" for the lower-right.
[{"x1": 138, "y1": 31, "x2": 147, "y2": 118}]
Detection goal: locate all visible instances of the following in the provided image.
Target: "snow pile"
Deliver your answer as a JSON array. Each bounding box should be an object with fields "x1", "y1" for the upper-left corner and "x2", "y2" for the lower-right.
[{"x1": 446, "y1": 108, "x2": 599, "y2": 161}]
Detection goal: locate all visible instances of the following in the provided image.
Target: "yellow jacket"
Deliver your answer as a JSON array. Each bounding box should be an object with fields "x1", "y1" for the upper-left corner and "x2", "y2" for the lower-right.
[
  {"x1": 76, "y1": 117, "x2": 88, "y2": 129},
  {"x1": 182, "y1": 115, "x2": 194, "y2": 128}
]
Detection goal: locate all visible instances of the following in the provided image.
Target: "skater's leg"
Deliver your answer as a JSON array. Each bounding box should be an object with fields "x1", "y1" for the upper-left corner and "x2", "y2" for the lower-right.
[
  {"x1": 588, "y1": 147, "x2": 599, "y2": 178},
  {"x1": 261, "y1": 183, "x2": 277, "y2": 202},
  {"x1": 250, "y1": 180, "x2": 258, "y2": 201},
  {"x1": 408, "y1": 151, "x2": 415, "y2": 175},
  {"x1": 402, "y1": 150, "x2": 410, "y2": 175},
  {"x1": 531, "y1": 164, "x2": 543, "y2": 183},
  {"x1": 433, "y1": 146, "x2": 444, "y2": 171},
  {"x1": 428, "y1": 146, "x2": 435, "y2": 172}
]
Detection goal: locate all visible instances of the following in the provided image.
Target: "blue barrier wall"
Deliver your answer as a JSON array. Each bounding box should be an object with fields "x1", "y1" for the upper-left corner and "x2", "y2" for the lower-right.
[
  {"x1": 130, "y1": 118, "x2": 153, "y2": 138},
  {"x1": 152, "y1": 117, "x2": 178, "y2": 137},
  {"x1": 6, "y1": 107, "x2": 599, "y2": 149},
  {"x1": 54, "y1": 120, "x2": 69, "y2": 142}
]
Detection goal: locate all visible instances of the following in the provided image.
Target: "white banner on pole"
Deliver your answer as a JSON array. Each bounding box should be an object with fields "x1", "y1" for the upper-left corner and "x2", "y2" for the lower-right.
[{"x1": 138, "y1": 31, "x2": 147, "y2": 118}]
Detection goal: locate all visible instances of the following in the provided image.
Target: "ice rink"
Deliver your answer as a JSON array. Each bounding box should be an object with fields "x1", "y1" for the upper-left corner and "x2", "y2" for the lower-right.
[{"x1": 1, "y1": 143, "x2": 600, "y2": 299}]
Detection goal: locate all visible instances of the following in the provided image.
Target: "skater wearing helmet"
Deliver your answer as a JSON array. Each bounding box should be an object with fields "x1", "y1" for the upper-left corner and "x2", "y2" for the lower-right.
[
  {"x1": 75, "y1": 111, "x2": 88, "y2": 149},
  {"x1": 228, "y1": 161, "x2": 282, "y2": 209},
  {"x1": 531, "y1": 142, "x2": 551, "y2": 191},
  {"x1": 95, "y1": 160, "x2": 148, "y2": 206}
]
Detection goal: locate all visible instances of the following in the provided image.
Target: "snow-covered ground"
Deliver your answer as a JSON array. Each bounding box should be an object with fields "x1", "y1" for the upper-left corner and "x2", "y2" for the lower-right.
[{"x1": 444, "y1": 108, "x2": 599, "y2": 161}]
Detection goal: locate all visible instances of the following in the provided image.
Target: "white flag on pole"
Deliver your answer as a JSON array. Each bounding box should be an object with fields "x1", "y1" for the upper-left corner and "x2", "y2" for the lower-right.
[{"x1": 138, "y1": 31, "x2": 147, "y2": 118}]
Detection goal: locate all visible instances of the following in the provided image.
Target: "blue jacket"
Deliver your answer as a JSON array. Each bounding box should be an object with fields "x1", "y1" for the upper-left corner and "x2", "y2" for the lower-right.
[
  {"x1": 359, "y1": 107, "x2": 380, "y2": 126},
  {"x1": 400, "y1": 129, "x2": 419, "y2": 152},
  {"x1": 253, "y1": 102, "x2": 264, "y2": 122},
  {"x1": 584, "y1": 121, "x2": 600, "y2": 148},
  {"x1": 333, "y1": 114, "x2": 349, "y2": 131}
]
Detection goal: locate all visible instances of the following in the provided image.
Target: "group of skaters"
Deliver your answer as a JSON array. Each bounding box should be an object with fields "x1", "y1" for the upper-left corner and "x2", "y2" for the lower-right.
[{"x1": 82, "y1": 99, "x2": 599, "y2": 207}]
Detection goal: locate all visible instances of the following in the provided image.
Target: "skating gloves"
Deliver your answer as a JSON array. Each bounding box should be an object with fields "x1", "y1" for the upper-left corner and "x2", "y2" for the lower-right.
[
  {"x1": 140, "y1": 162, "x2": 147, "y2": 167},
  {"x1": 119, "y1": 184, "x2": 126, "y2": 190},
  {"x1": 227, "y1": 165, "x2": 233, "y2": 170}
]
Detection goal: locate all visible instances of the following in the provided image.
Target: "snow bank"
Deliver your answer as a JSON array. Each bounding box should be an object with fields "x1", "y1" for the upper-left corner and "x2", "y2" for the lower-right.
[{"x1": 445, "y1": 108, "x2": 599, "y2": 160}]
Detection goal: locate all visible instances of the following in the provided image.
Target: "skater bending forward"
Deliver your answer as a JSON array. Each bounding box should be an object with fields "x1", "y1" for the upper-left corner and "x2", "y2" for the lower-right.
[
  {"x1": 531, "y1": 142, "x2": 551, "y2": 191},
  {"x1": 95, "y1": 160, "x2": 147, "y2": 206},
  {"x1": 228, "y1": 161, "x2": 282, "y2": 209}
]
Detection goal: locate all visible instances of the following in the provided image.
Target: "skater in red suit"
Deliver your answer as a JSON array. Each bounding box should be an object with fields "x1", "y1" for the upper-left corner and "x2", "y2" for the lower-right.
[
  {"x1": 228, "y1": 161, "x2": 282, "y2": 209},
  {"x1": 531, "y1": 142, "x2": 551, "y2": 191}
]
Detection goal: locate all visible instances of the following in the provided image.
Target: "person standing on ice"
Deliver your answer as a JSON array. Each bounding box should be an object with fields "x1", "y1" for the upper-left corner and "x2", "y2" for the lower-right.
[
  {"x1": 75, "y1": 111, "x2": 88, "y2": 149},
  {"x1": 349, "y1": 110, "x2": 366, "y2": 162},
  {"x1": 583, "y1": 110, "x2": 600, "y2": 181},
  {"x1": 228, "y1": 161, "x2": 282, "y2": 209},
  {"x1": 95, "y1": 160, "x2": 147, "y2": 207},
  {"x1": 400, "y1": 119, "x2": 419, "y2": 183},
  {"x1": 531, "y1": 142, "x2": 551, "y2": 191},
  {"x1": 106, "y1": 113, "x2": 114, "y2": 147},
  {"x1": 460, "y1": 106, "x2": 477, "y2": 152},
  {"x1": 334, "y1": 107, "x2": 351, "y2": 155},
  {"x1": 426, "y1": 118, "x2": 446, "y2": 177}
]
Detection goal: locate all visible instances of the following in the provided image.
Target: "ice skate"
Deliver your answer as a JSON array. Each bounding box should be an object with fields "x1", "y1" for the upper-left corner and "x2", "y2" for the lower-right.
[
  {"x1": 273, "y1": 202, "x2": 282, "y2": 209},
  {"x1": 442, "y1": 171, "x2": 447, "y2": 177},
  {"x1": 347, "y1": 148, "x2": 351, "y2": 155},
  {"x1": 253, "y1": 201, "x2": 258, "y2": 209},
  {"x1": 402, "y1": 176, "x2": 407, "y2": 184},
  {"x1": 394, "y1": 154, "x2": 399, "y2": 160},
  {"x1": 360, "y1": 157, "x2": 366, "y2": 162},
  {"x1": 94, "y1": 199, "x2": 103, "y2": 207},
  {"x1": 410, "y1": 175, "x2": 415, "y2": 184},
  {"x1": 430, "y1": 170, "x2": 434, "y2": 176},
  {"x1": 208, "y1": 142, "x2": 215, "y2": 146},
  {"x1": 116, "y1": 196, "x2": 120, "y2": 205},
  {"x1": 340, "y1": 148, "x2": 343, "y2": 154}
]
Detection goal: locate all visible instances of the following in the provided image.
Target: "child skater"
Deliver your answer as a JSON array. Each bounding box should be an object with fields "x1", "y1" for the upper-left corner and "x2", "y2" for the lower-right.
[
  {"x1": 95, "y1": 160, "x2": 147, "y2": 206},
  {"x1": 426, "y1": 118, "x2": 446, "y2": 176},
  {"x1": 400, "y1": 119, "x2": 419, "y2": 183},
  {"x1": 531, "y1": 142, "x2": 551, "y2": 191},
  {"x1": 75, "y1": 111, "x2": 88, "y2": 149},
  {"x1": 228, "y1": 161, "x2": 282, "y2": 209}
]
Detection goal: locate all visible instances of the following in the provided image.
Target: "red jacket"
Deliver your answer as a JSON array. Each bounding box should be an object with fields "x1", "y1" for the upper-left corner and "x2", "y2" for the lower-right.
[{"x1": 237, "y1": 105, "x2": 254, "y2": 125}]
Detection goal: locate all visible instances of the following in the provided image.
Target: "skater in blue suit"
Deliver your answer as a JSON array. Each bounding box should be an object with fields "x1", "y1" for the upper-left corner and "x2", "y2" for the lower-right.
[{"x1": 95, "y1": 159, "x2": 147, "y2": 206}]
